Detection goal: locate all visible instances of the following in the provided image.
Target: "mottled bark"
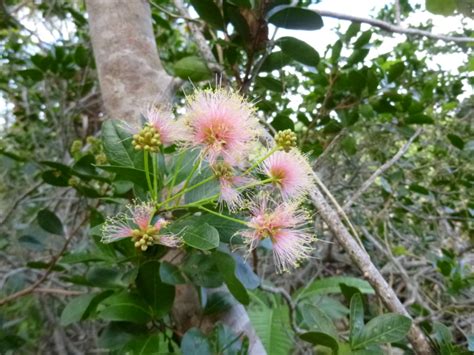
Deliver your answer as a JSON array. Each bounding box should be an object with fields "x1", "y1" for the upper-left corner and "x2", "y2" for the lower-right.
[{"x1": 86, "y1": 0, "x2": 173, "y2": 122}]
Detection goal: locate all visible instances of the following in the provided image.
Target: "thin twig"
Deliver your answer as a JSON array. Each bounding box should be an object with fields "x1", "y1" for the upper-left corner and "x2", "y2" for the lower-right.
[
  {"x1": 314, "y1": 9, "x2": 474, "y2": 44},
  {"x1": 343, "y1": 128, "x2": 422, "y2": 210},
  {"x1": 0, "y1": 181, "x2": 43, "y2": 225}
]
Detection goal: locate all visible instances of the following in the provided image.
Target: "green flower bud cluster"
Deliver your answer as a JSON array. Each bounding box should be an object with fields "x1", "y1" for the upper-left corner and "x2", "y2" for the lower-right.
[
  {"x1": 95, "y1": 153, "x2": 107, "y2": 165},
  {"x1": 275, "y1": 129, "x2": 297, "y2": 152},
  {"x1": 212, "y1": 162, "x2": 233, "y2": 179},
  {"x1": 131, "y1": 226, "x2": 160, "y2": 251},
  {"x1": 68, "y1": 176, "x2": 81, "y2": 187},
  {"x1": 70, "y1": 140, "x2": 83, "y2": 156},
  {"x1": 132, "y1": 125, "x2": 161, "y2": 152}
]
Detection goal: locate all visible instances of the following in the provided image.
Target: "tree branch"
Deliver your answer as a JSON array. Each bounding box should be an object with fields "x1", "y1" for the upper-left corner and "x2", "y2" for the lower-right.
[
  {"x1": 343, "y1": 128, "x2": 422, "y2": 210},
  {"x1": 314, "y1": 9, "x2": 474, "y2": 44},
  {"x1": 310, "y1": 188, "x2": 433, "y2": 354}
]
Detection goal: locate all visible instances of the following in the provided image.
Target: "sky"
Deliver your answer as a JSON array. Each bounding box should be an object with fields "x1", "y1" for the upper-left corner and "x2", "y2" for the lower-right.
[{"x1": 0, "y1": 0, "x2": 472, "y2": 128}]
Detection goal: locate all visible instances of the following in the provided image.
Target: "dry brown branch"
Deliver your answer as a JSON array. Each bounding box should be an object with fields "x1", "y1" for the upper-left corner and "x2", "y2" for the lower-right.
[{"x1": 314, "y1": 9, "x2": 474, "y2": 44}]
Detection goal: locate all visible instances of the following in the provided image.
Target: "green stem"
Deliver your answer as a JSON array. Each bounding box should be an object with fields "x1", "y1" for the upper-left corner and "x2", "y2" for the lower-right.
[
  {"x1": 174, "y1": 154, "x2": 202, "y2": 205},
  {"x1": 152, "y1": 152, "x2": 158, "y2": 202},
  {"x1": 243, "y1": 146, "x2": 278, "y2": 175},
  {"x1": 144, "y1": 151, "x2": 154, "y2": 200},
  {"x1": 158, "y1": 175, "x2": 215, "y2": 208},
  {"x1": 197, "y1": 206, "x2": 248, "y2": 226}
]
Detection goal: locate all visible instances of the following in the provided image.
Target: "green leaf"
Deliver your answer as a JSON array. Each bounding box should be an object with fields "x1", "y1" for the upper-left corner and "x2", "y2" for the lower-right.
[
  {"x1": 298, "y1": 303, "x2": 338, "y2": 338},
  {"x1": 181, "y1": 328, "x2": 211, "y2": 355},
  {"x1": 122, "y1": 333, "x2": 168, "y2": 354},
  {"x1": 426, "y1": 0, "x2": 456, "y2": 15},
  {"x1": 331, "y1": 40, "x2": 343, "y2": 64},
  {"x1": 41, "y1": 170, "x2": 70, "y2": 187},
  {"x1": 353, "y1": 31, "x2": 372, "y2": 49},
  {"x1": 447, "y1": 134, "x2": 464, "y2": 150},
  {"x1": 405, "y1": 114, "x2": 434, "y2": 124},
  {"x1": 174, "y1": 56, "x2": 212, "y2": 82},
  {"x1": 99, "y1": 292, "x2": 152, "y2": 324},
  {"x1": 349, "y1": 294, "x2": 364, "y2": 345},
  {"x1": 341, "y1": 136, "x2": 357, "y2": 156},
  {"x1": 60, "y1": 294, "x2": 97, "y2": 326},
  {"x1": 352, "y1": 313, "x2": 412, "y2": 348},
  {"x1": 190, "y1": 0, "x2": 224, "y2": 29},
  {"x1": 249, "y1": 305, "x2": 293, "y2": 355},
  {"x1": 101, "y1": 120, "x2": 135, "y2": 167},
  {"x1": 136, "y1": 260, "x2": 175, "y2": 318},
  {"x1": 345, "y1": 22, "x2": 361, "y2": 43},
  {"x1": 204, "y1": 291, "x2": 236, "y2": 315},
  {"x1": 260, "y1": 51, "x2": 292, "y2": 72},
  {"x1": 213, "y1": 251, "x2": 250, "y2": 305},
  {"x1": 37, "y1": 209, "x2": 64, "y2": 235},
  {"x1": 295, "y1": 276, "x2": 375, "y2": 300},
  {"x1": 300, "y1": 332, "x2": 339, "y2": 353},
  {"x1": 256, "y1": 76, "x2": 283, "y2": 92},
  {"x1": 182, "y1": 253, "x2": 223, "y2": 287},
  {"x1": 347, "y1": 49, "x2": 369, "y2": 66},
  {"x1": 276, "y1": 37, "x2": 319, "y2": 67},
  {"x1": 387, "y1": 62, "x2": 405, "y2": 82},
  {"x1": 184, "y1": 170, "x2": 220, "y2": 204},
  {"x1": 272, "y1": 114, "x2": 294, "y2": 131},
  {"x1": 19, "y1": 69, "x2": 44, "y2": 82},
  {"x1": 268, "y1": 6, "x2": 324, "y2": 30},
  {"x1": 74, "y1": 45, "x2": 89, "y2": 67},
  {"x1": 159, "y1": 261, "x2": 186, "y2": 285},
  {"x1": 18, "y1": 235, "x2": 44, "y2": 252},
  {"x1": 97, "y1": 165, "x2": 154, "y2": 189},
  {"x1": 183, "y1": 223, "x2": 220, "y2": 250}
]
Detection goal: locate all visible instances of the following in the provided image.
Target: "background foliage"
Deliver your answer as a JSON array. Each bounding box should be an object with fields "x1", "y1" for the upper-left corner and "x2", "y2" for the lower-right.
[{"x1": 0, "y1": 0, "x2": 472, "y2": 353}]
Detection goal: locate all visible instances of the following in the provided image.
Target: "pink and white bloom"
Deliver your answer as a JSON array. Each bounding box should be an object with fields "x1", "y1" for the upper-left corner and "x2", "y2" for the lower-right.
[
  {"x1": 241, "y1": 198, "x2": 314, "y2": 272},
  {"x1": 145, "y1": 106, "x2": 187, "y2": 146},
  {"x1": 183, "y1": 89, "x2": 262, "y2": 166},
  {"x1": 101, "y1": 201, "x2": 181, "y2": 250},
  {"x1": 262, "y1": 149, "x2": 315, "y2": 200}
]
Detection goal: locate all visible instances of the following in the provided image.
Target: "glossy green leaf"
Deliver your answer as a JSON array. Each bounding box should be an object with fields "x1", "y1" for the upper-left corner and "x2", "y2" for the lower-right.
[
  {"x1": 203, "y1": 291, "x2": 236, "y2": 315},
  {"x1": 387, "y1": 62, "x2": 405, "y2": 82},
  {"x1": 349, "y1": 293, "x2": 365, "y2": 345},
  {"x1": 352, "y1": 313, "x2": 412, "y2": 348},
  {"x1": 122, "y1": 333, "x2": 169, "y2": 354},
  {"x1": 190, "y1": 0, "x2": 224, "y2": 29},
  {"x1": 300, "y1": 332, "x2": 339, "y2": 353},
  {"x1": 260, "y1": 51, "x2": 292, "y2": 72},
  {"x1": 182, "y1": 253, "x2": 223, "y2": 287},
  {"x1": 295, "y1": 276, "x2": 375, "y2": 300},
  {"x1": 159, "y1": 261, "x2": 186, "y2": 285},
  {"x1": 276, "y1": 37, "x2": 319, "y2": 67},
  {"x1": 183, "y1": 223, "x2": 220, "y2": 250},
  {"x1": 181, "y1": 328, "x2": 211, "y2": 355},
  {"x1": 405, "y1": 114, "x2": 434, "y2": 124},
  {"x1": 447, "y1": 134, "x2": 464, "y2": 150},
  {"x1": 60, "y1": 294, "x2": 97, "y2": 326},
  {"x1": 136, "y1": 260, "x2": 175, "y2": 318},
  {"x1": 298, "y1": 303, "x2": 338, "y2": 338},
  {"x1": 101, "y1": 120, "x2": 135, "y2": 167},
  {"x1": 268, "y1": 6, "x2": 324, "y2": 30},
  {"x1": 174, "y1": 56, "x2": 212, "y2": 82},
  {"x1": 37, "y1": 209, "x2": 64, "y2": 235},
  {"x1": 213, "y1": 251, "x2": 250, "y2": 305},
  {"x1": 99, "y1": 292, "x2": 152, "y2": 324}
]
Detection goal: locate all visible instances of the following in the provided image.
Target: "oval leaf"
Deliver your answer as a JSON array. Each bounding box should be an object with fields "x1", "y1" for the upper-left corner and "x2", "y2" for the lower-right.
[
  {"x1": 37, "y1": 209, "x2": 64, "y2": 235},
  {"x1": 276, "y1": 36, "x2": 319, "y2": 67},
  {"x1": 268, "y1": 6, "x2": 324, "y2": 30},
  {"x1": 183, "y1": 223, "x2": 219, "y2": 250},
  {"x1": 300, "y1": 332, "x2": 339, "y2": 353},
  {"x1": 174, "y1": 56, "x2": 212, "y2": 82}
]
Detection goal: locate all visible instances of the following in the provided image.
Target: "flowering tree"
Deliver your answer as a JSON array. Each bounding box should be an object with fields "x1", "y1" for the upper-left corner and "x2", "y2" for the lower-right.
[{"x1": 0, "y1": 0, "x2": 472, "y2": 354}]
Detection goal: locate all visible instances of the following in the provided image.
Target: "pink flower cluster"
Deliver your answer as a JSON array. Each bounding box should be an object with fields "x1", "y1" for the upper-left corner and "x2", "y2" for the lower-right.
[{"x1": 103, "y1": 88, "x2": 317, "y2": 271}]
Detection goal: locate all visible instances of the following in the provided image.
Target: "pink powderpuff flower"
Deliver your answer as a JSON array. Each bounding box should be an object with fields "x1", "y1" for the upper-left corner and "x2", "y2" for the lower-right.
[
  {"x1": 101, "y1": 201, "x2": 181, "y2": 251},
  {"x1": 183, "y1": 88, "x2": 262, "y2": 166},
  {"x1": 145, "y1": 105, "x2": 187, "y2": 146},
  {"x1": 262, "y1": 149, "x2": 315, "y2": 200},
  {"x1": 241, "y1": 197, "x2": 314, "y2": 272},
  {"x1": 212, "y1": 162, "x2": 252, "y2": 211}
]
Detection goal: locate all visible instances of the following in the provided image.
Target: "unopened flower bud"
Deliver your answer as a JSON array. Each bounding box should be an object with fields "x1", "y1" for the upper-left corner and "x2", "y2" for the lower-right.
[{"x1": 275, "y1": 129, "x2": 297, "y2": 152}]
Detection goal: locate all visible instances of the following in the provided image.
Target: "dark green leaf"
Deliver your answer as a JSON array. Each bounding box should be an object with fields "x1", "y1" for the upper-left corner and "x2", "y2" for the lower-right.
[
  {"x1": 349, "y1": 293, "x2": 365, "y2": 345},
  {"x1": 181, "y1": 328, "x2": 211, "y2": 355},
  {"x1": 300, "y1": 332, "x2": 339, "y2": 353},
  {"x1": 295, "y1": 276, "x2": 375, "y2": 300},
  {"x1": 268, "y1": 6, "x2": 324, "y2": 30},
  {"x1": 99, "y1": 292, "x2": 152, "y2": 324},
  {"x1": 331, "y1": 40, "x2": 343, "y2": 64},
  {"x1": 276, "y1": 36, "x2": 319, "y2": 67},
  {"x1": 347, "y1": 49, "x2": 369, "y2": 66},
  {"x1": 213, "y1": 251, "x2": 250, "y2": 305},
  {"x1": 174, "y1": 56, "x2": 212, "y2": 82},
  {"x1": 136, "y1": 260, "x2": 175, "y2": 318},
  {"x1": 298, "y1": 303, "x2": 338, "y2": 338},
  {"x1": 101, "y1": 120, "x2": 135, "y2": 167},
  {"x1": 74, "y1": 45, "x2": 89, "y2": 67},
  {"x1": 260, "y1": 51, "x2": 292, "y2": 72},
  {"x1": 183, "y1": 223, "x2": 220, "y2": 250},
  {"x1": 345, "y1": 22, "x2": 361, "y2": 42},
  {"x1": 272, "y1": 114, "x2": 294, "y2": 131},
  {"x1": 60, "y1": 294, "x2": 97, "y2": 326},
  {"x1": 341, "y1": 136, "x2": 357, "y2": 156},
  {"x1": 41, "y1": 170, "x2": 70, "y2": 187},
  {"x1": 182, "y1": 253, "x2": 223, "y2": 288},
  {"x1": 190, "y1": 0, "x2": 224, "y2": 29},
  {"x1": 256, "y1": 76, "x2": 283, "y2": 92},
  {"x1": 353, "y1": 31, "x2": 372, "y2": 49},
  {"x1": 19, "y1": 69, "x2": 44, "y2": 82},
  {"x1": 352, "y1": 313, "x2": 412, "y2": 348},
  {"x1": 18, "y1": 235, "x2": 44, "y2": 251},
  {"x1": 37, "y1": 209, "x2": 64, "y2": 235},
  {"x1": 405, "y1": 114, "x2": 434, "y2": 124},
  {"x1": 204, "y1": 291, "x2": 236, "y2": 315},
  {"x1": 447, "y1": 134, "x2": 464, "y2": 150},
  {"x1": 387, "y1": 62, "x2": 405, "y2": 82},
  {"x1": 159, "y1": 261, "x2": 186, "y2": 285}
]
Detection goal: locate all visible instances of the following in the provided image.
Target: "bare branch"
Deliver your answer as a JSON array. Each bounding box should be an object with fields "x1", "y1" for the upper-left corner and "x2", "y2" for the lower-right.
[
  {"x1": 343, "y1": 128, "x2": 422, "y2": 210},
  {"x1": 314, "y1": 9, "x2": 474, "y2": 44}
]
